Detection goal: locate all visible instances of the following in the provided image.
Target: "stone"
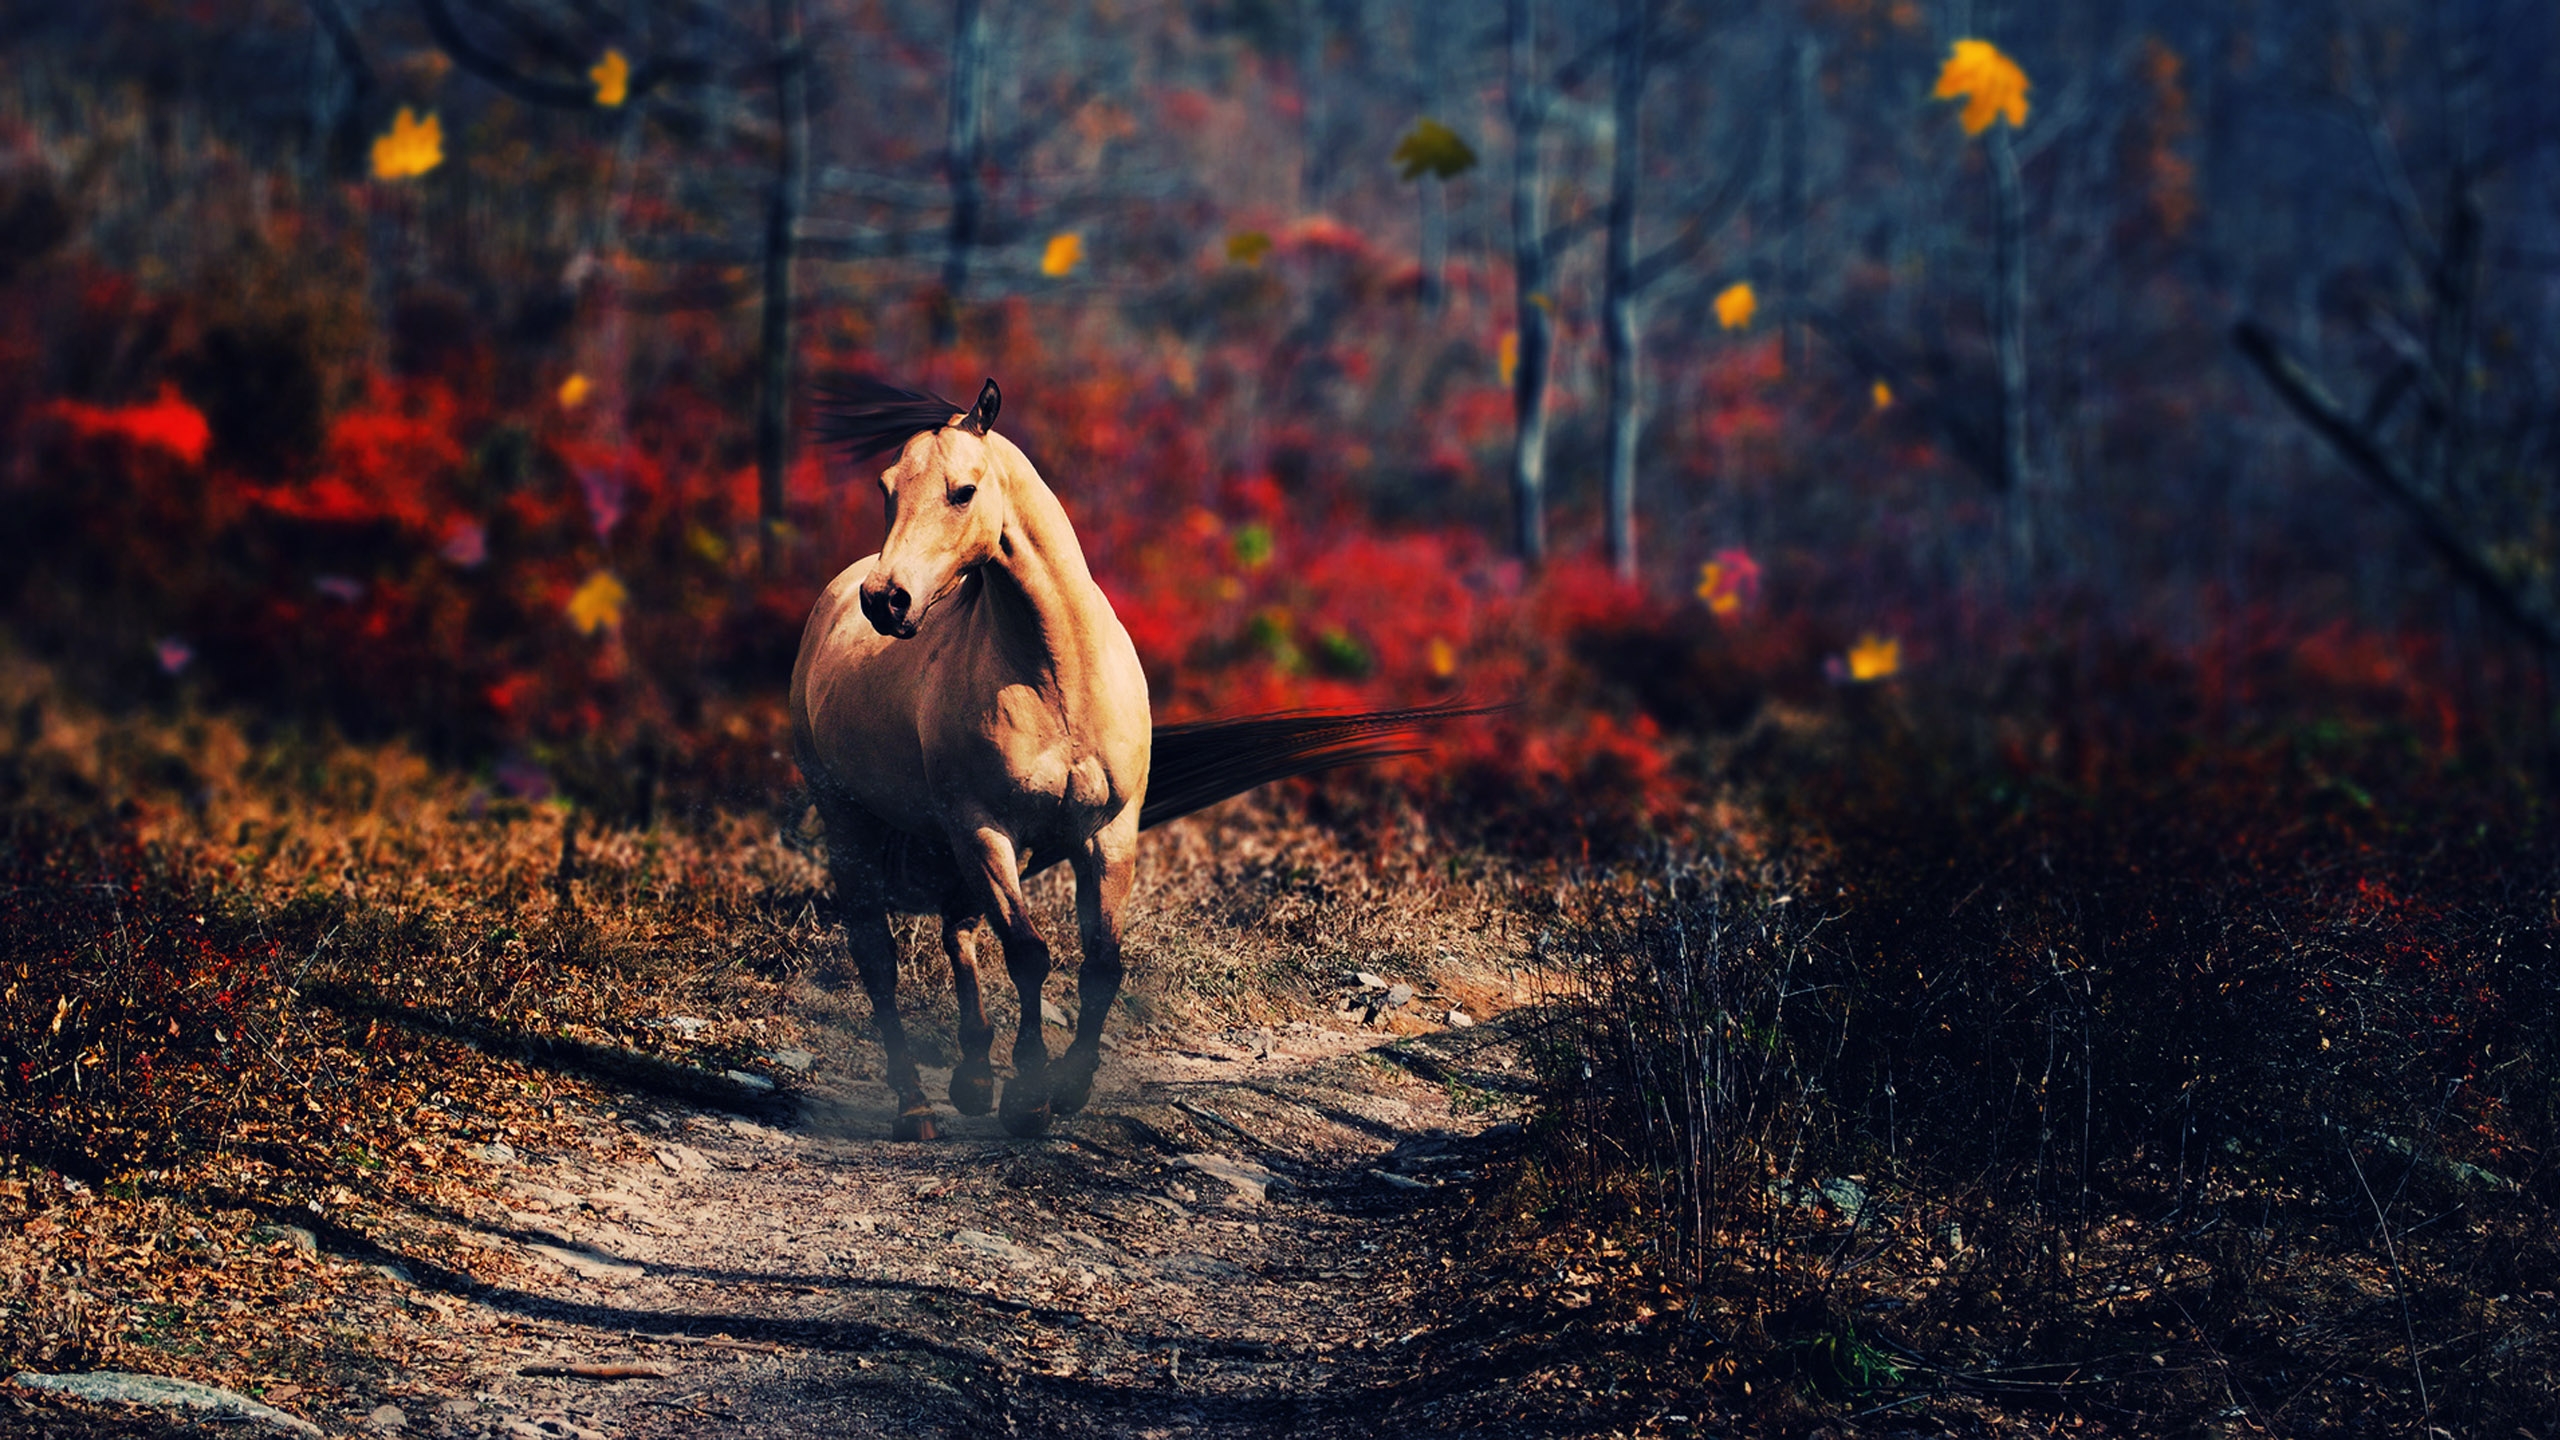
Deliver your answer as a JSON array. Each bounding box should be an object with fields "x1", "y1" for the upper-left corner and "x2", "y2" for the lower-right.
[
  {"x1": 525, "y1": 1242, "x2": 645, "y2": 1285},
  {"x1": 1178, "y1": 1152, "x2": 1284, "y2": 1205},
  {"x1": 8, "y1": 1371, "x2": 322, "y2": 1436},
  {"x1": 721, "y1": 1069, "x2": 776, "y2": 1093},
  {"x1": 763, "y1": 1048, "x2": 816, "y2": 1073},
  {"x1": 1041, "y1": 998, "x2": 1073, "y2": 1028},
  {"x1": 1369, "y1": 1169, "x2": 1431, "y2": 1190},
  {"x1": 478, "y1": 1142, "x2": 518, "y2": 1165},
  {"x1": 1385, "y1": 984, "x2": 1416, "y2": 1009},
  {"x1": 653, "y1": 1145, "x2": 709, "y2": 1174},
  {"x1": 249, "y1": 1223, "x2": 319, "y2": 1254},
  {"x1": 1355, "y1": 971, "x2": 1391, "y2": 991},
  {"x1": 1446, "y1": 1009, "x2": 1475, "y2": 1028},
  {"x1": 366, "y1": 1402, "x2": 407, "y2": 1430}
]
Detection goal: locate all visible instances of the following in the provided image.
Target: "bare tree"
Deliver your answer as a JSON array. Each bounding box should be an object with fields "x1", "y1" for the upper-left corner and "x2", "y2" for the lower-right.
[
  {"x1": 1507, "y1": 0, "x2": 1553, "y2": 565},
  {"x1": 758, "y1": 0, "x2": 808, "y2": 571},
  {"x1": 935, "y1": 0, "x2": 992, "y2": 347}
]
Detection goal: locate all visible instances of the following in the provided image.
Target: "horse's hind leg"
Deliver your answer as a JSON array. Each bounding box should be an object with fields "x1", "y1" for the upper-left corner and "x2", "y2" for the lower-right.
[
  {"x1": 823, "y1": 816, "x2": 937, "y2": 1141},
  {"x1": 943, "y1": 908, "x2": 997, "y2": 1116},
  {"x1": 1051, "y1": 813, "x2": 1136, "y2": 1118},
  {"x1": 951, "y1": 820, "x2": 1056, "y2": 1138}
]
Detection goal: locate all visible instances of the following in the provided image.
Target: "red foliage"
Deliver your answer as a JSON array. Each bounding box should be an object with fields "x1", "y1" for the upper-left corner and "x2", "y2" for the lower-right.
[{"x1": 48, "y1": 384, "x2": 211, "y2": 466}]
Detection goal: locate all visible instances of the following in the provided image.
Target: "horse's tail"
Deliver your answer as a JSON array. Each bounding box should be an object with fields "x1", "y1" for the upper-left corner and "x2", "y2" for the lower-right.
[{"x1": 1136, "y1": 701, "x2": 1507, "y2": 832}]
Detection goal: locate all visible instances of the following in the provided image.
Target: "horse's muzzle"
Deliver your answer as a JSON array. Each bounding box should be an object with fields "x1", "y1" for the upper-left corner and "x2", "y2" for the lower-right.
[{"x1": 860, "y1": 580, "x2": 918, "y2": 638}]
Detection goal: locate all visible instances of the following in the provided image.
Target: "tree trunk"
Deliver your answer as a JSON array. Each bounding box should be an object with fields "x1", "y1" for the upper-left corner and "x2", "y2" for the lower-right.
[
  {"x1": 1507, "y1": 0, "x2": 1550, "y2": 567},
  {"x1": 757, "y1": 0, "x2": 808, "y2": 573},
  {"x1": 936, "y1": 0, "x2": 989, "y2": 348},
  {"x1": 1990, "y1": 122, "x2": 2032, "y2": 576},
  {"x1": 1780, "y1": 34, "x2": 1815, "y2": 374},
  {"x1": 1602, "y1": 0, "x2": 1647, "y2": 581},
  {"x1": 1299, "y1": 0, "x2": 1328, "y2": 211},
  {"x1": 1414, "y1": 0, "x2": 1446, "y2": 312}
]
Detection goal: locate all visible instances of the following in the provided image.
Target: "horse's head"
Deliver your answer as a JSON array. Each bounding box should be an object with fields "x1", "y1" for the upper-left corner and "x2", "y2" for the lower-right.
[{"x1": 860, "y1": 379, "x2": 1004, "y2": 639}]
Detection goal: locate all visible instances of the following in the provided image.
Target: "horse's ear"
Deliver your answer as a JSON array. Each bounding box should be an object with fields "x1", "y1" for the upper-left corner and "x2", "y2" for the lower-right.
[{"x1": 958, "y1": 378, "x2": 1000, "y2": 436}]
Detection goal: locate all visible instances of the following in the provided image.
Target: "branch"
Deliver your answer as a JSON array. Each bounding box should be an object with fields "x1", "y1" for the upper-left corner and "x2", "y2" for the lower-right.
[
  {"x1": 1798, "y1": 303, "x2": 2002, "y2": 488},
  {"x1": 1628, "y1": 96, "x2": 1771, "y2": 295},
  {"x1": 2234, "y1": 319, "x2": 2560, "y2": 653},
  {"x1": 417, "y1": 0, "x2": 696, "y2": 110},
  {"x1": 304, "y1": 0, "x2": 378, "y2": 96}
]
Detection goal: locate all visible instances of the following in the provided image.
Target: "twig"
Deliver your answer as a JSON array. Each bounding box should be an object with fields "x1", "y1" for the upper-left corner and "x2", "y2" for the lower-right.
[
  {"x1": 2339, "y1": 1126, "x2": 2432, "y2": 1424},
  {"x1": 519, "y1": 1362, "x2": 668, "y2": 1380}
]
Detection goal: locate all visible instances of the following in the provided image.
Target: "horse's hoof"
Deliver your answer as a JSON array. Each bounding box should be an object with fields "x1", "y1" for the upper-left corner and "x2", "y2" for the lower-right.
[
  {"x1": 1049, "y1": 1049, "x2": 1101, "y2": 1116},
  {"x1": 998, "y1": 1076, "x2": 1053, "y2": 1137},
  {"x1": 891, "y1": 1110, "x2": 940, "y2": 1142},
  {"x1": 950, "y1": 1060, "x2": 996, "y2": 1116}
]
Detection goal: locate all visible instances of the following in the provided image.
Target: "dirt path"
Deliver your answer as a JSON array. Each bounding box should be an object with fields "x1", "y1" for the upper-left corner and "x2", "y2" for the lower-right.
[{"x1": 360, "y1": 1005, "x2": 1535, "y2": 1440}]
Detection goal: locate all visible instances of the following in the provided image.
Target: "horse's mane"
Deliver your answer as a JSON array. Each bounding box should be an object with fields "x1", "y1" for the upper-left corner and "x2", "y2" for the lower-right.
[{"x1": 812, "y1": 375, "x2": 965, "y2": 461}]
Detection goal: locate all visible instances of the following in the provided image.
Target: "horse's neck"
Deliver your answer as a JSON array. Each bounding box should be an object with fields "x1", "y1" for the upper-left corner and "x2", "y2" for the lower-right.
[{"x1": 982, "y1": 457, "x2": 1111, "y2": 699}]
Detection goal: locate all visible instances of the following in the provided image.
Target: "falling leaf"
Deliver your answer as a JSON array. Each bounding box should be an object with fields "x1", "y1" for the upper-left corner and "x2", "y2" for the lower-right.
[
  {"x1": 557, "y1": 373, "x2": 592, "y2": 409},
  {"x1": 1933, "y1": 39, "x2": 2030, "y2": 136},
  {"x1": 155, "y1": 638, "x2": 194, "y2": 676},
  {"x1": 1041, "y1": 233, "x2": 1084, "y2": 277},
  {"x1": 1225, "y1": 231, "x2": 1274, "y2": 265},
  {"x1": 1694, "y1": 548, "x2": 1761, "y2": 619},
  {"x1": 1871, "y1": 379, "x2": 1894, "y2": 410},
  {"x1": 568, "y1": 571, "x2": 627, "y2": 636},
  {"x1": 1392, "y1": 118, "x2": 1478, "y2": 182},
  {"x1": 1846, "y1": 633, "x2": 1901, "y2": 682},
  {"x1": 1498, "y1": 331, "x2": 1519, "y2": 387},
  {"x1": 370, "y1": 108, "x2": 444, "y2": 180},
  {"x1": 590, "y1": 49, "x2": 630, "y2": 107},
  {"x1": 1714, "y1": 282, "x2": 1757, "y2": 331},
  {"x1": 440, "y1": 520, "x2": 488, "y2": 568},
  {"x1": 1426, "y1": 637, "x2": 1458, "y2": 678}
]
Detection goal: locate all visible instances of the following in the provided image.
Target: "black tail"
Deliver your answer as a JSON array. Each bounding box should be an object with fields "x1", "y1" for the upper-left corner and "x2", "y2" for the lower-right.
[{"x1": 1136, "y1": 701, "x2": 1507, "y2": 832}]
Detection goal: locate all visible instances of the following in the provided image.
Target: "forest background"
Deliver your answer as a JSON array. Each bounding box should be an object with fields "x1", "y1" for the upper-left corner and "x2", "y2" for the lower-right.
[{"x1": 5, "y1": 0, "x2": 2560, "y2": 1433}]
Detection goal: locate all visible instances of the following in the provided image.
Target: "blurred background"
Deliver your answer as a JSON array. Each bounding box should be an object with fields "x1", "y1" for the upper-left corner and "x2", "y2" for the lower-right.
[{"x1": 3, "y1": 0, "x2": 2557, "y2": 831}]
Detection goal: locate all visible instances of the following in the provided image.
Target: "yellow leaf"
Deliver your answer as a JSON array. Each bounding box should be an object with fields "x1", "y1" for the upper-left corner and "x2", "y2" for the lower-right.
[
  {"x1": 568, "y1": 571, "x2": 627, "y2": 636},
  {"x1": 1040, "y1": 233, "x2": 1084, "y2": 277},
  {"x1": 1225, "y1": 231, "x2": 1273, "y2": 265},
  {"x1": 557, "y1": 373, "x2": 592, "y2": 409},
  {"x1": 1871, "y1": 379, "x2": 1894, "y2": 410},
  {"x1": 1392, "y1": 118, "x2": 1479, "y2": 182},
  {"x1": 370, "y1": 107, "x2": 444, "y2": 180},
  {"x1": 1714, "y1": 282, "x2": 1757, "y2": 331},
  {"x1": 1426, "y1": 637, "x2": 1458, "y2": 678},
  {"x1": 1846, "y1": 633, "x2": 1901, "y2": 682},
  {"x1": 1933, "y1": 38, "x2": 2030, "y2": 136},
  {"x1": 1694, "y1": 549, "x2": 1759, "y2": 618},
  {"x1": 1498, "y1": 331, "x2": 1519, "y2": 387},
  {"x1": 591, "y1": 49, "x2": 630, "y2": 108}
]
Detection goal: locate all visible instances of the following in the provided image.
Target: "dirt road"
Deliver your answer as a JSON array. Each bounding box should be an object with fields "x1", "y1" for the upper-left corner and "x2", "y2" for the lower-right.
[{"x1": 344, "y1": 1007, "x2": 1533, "y2": 1440}]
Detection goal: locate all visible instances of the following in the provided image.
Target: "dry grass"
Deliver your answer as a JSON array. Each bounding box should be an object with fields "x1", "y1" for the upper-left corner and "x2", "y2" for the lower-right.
[{"x1": 0, "y1": 648, "x2": 1570, "y2": 1413}]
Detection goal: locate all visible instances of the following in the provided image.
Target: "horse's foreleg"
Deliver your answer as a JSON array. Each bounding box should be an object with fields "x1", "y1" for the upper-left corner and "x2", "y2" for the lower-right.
[
  {"x1": 953, "y1": 822, "x2": 1056, "y2": 1137},
  {"x1": 1052, "y1": 816, "x2": 1137, "y2": 1118},
  {"x1": 943, "y1": 909, "x2": 997, "y2": 1116},
  {"x1": 822, "y1": 819, "x2": 937, "y2": 1141}
]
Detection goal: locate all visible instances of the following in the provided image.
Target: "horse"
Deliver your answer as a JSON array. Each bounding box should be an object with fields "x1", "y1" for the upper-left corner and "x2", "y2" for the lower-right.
[{"x1": 791, "y1": 375, "x2": 1478, "y2": 1140}]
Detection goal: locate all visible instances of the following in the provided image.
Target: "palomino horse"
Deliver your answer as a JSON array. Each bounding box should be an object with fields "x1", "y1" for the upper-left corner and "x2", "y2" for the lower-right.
[{"x1": 793, "y1": 376, "x2": 1475, "y2": 1140}]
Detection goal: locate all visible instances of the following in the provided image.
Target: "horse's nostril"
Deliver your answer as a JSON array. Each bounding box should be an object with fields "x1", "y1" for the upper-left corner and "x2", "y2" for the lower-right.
[{"x1": 885, "y1": 586, "x2": 910, "y2": 617}]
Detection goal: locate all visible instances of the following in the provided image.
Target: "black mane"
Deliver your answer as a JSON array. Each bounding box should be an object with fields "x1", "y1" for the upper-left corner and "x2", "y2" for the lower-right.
[{"x1": 811, "y1": 375, "x2": 965, "y2": 461}]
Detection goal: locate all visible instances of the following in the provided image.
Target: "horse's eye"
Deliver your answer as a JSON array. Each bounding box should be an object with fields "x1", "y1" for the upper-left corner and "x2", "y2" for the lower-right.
[{"x1": 950, "y1": 485, "x2": 977, "y2": 508}]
